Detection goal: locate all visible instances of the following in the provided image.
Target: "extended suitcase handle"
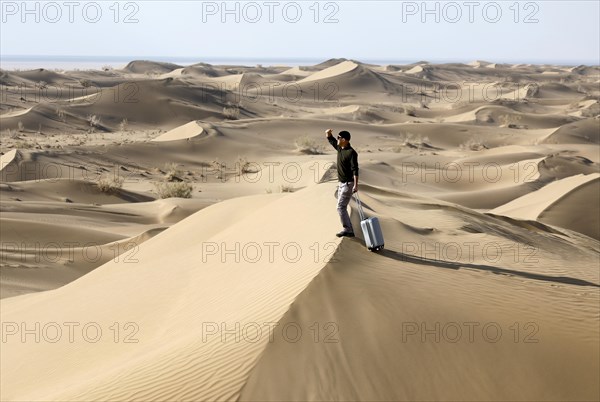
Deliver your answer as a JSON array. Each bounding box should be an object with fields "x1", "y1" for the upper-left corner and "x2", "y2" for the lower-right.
[{"x1": 354, "y1": 193, "x2": 366, "y2": 221}]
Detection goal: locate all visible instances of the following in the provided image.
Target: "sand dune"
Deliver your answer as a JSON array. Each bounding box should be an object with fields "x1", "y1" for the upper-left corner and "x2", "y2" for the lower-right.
[
  {"x1": 122, "y1": 60, "x2": 183, "y2": 74},
  {"x1": 568, "y1": 99, "x2": 599, "y2": 117},
  {"x1": 182, "y1": 63, "x2": 227, "y2": 77},
  {"x1": 298, "y1": 60, "x2": 359, "y2": 83},
  {"x1": 469, "y1": 60, "x2": 493, "y2": 68},
  {"x1": 4, "y1": 182, "x2": 598, "y2": 400},
  {"x1": 499, "y1": 83, "x2": 539, "y2": 101},
  {"x1": 0, "y1": 179, "x2": 154, "y2": 203},
  {"x1": 0, "y1": 196, "x2": 208, "y2": 298},
  {"x1": 10, "y1": 68, "x2": 71, "y2": 84},
  {"x1": 1, "y1": 184, "x2": 344, "y2": 400},
  {"x1": 0, "y1": 149, "x2": 20, "y2": 172},
  {"x1": 152, "y1": 120, "x2": 205, "y2": 142},
  {"x1": 1, "y1": 59, "x2": 598, "y2": 401},
  {"x1": 0, "y1": 107, "x2": 33, "y2": 119},
  {"x1": 241, "y1": 234, "x2": 599, "y2": 401},
  {"x1": 297, "y1": 60, "x2": 399, "y2": 95},
  {"x1": 279, "y1": 66, "x2": 312, "y2": 78},
  {"x1": 490, "y1": 173, "x2": 599, "y2": 221},
  {"x1": 1, "y1": 69, "x2": 33, "y2": 86},
  {"x1": 542, "y1": 118, "x2": 600, "y2": 144},
  {"x1": 404, "y1": 65, "x2": 424, "y2": 74},
  {"x1": 444, "y1": 105, "x2": 580, "y2": 129},
  {"x1": 538, "y1": 176, "x2": 600, "y2": 239}
]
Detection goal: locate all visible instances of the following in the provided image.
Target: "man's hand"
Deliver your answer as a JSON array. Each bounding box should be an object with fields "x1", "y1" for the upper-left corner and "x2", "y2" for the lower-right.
[
  {"x1": 326, "y1": 129, "x2": 333, "y2": 137},
  {"x1": 352, "y1": 184, "x2": 358, "y2": 193}
]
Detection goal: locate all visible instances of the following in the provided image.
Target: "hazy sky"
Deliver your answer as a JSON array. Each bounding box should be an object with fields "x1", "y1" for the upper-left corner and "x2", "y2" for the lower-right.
[{"x1": 1, "y1": 0, "x2": 599, "y2": 64}]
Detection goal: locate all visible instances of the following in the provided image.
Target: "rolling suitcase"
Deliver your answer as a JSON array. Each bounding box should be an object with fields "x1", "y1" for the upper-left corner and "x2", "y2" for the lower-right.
[{"x1": 355, "y1": 193, "x2": 384, "y2": 252}]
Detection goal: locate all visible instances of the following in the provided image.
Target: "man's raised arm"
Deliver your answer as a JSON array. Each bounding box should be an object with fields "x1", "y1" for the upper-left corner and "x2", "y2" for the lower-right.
[{"x1": 326, "y1": 129, "x2": 338, "y2": 150}]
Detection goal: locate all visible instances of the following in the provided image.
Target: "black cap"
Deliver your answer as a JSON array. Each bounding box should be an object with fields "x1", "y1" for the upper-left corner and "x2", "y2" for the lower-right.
[{"x1": 338, "y1": 130, "x2": 351, "y2": 140}]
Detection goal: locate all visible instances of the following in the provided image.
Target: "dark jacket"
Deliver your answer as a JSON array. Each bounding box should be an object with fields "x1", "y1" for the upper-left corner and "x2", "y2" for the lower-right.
[{"x1": 328, "y1": 136, "x2": 359, "y2": 183}]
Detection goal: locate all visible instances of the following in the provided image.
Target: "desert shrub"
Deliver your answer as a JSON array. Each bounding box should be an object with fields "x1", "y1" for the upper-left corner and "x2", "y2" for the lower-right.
[
  {"x1": 499, "y1": 114, "x2": 521, "y2": 127},
  {"x1": 393, "y1": 132, "x2": 431, "y2": 151},
  {"x1": 210, "y1": 159, "x2": 226, "y2": 180},
  {"x1": 460, "y1": 136, "x2": 488, "y2": 151},
  {"x1": 163, "y1": 163, "x2": 182, "y2": 181},
  {"x1": 223, "y1": 102, "x2": 240, "y2": 119},
  {"x1": 56, "y1": 108, "x2": 66, "y2": 122},
  {"x1": 87, "y1": 114, "x2": 101, "y2": 128},
  {"x1": 265, "y1": 185, "x2": 295, "y2": 193},
  {"x1": 295, "y1": 136, "x2": 324, "y2": 154},
  {"x1": 15, "y1": 140, "x2": 34, "y2": 149},
  {"x1": 237, "y1": 156, "x2": 260, "y2": 174},
  {"x1": 97, "y1": 176, "x2": 124, "y2": 194},
  {"x1": 86, "y1": 114, "x2": 101, "y2": 133},
  {"x1": 154, "y1": 182, "x2": 193, "y2": 199}
]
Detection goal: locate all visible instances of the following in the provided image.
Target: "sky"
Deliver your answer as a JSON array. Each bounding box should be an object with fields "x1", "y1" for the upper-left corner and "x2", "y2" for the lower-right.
[{"x1": 1, "y1": 0, "x2": 599, "y2": 65}]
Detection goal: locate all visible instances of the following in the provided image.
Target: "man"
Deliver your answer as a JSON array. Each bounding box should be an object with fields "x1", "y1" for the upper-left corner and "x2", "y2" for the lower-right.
[{"x1": 326, "y1": 129, "x2": 359, "y2": 237}]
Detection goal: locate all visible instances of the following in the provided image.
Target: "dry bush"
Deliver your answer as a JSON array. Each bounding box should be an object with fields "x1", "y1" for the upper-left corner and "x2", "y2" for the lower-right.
[
  {"x1": 119, "y1": 118, "x2": 129, "y2": 131},
  {"x1": 163, "y1": 163, "x2": 183, "y2": 181},
  {"x1": 87, "y1": 114, "x2": 101, "y2": 133},
  {"x1": 154, "y1": 182, "x2": 193, "y2": 199},
  {"x1": 295, "y1": 136, "x2": 324, "y2": 154},
  {"x1": 56, "y1": 108, "x2": 66, "y2": 122},
  {"x1": 223, "y1": 102, "x2": 241, "y2": 119},
  {"x1": 460, "y1": 136, "x2": 488, "y2": 151},
  {"x1": 97, "y1": 175, "x2": 124, "y2": 194},
  {"x1": 499, "y1": 114, "x2": 521, "y2": 127},
  {"x1": 238, "y1": 156, "x2": 260, "y2": 174},
  {"x1": 15, "y1": 140, "x2": 34, "y2": 149},
  {"x1": 393, "y1": 132, "x2": 430, "y2": 151}
]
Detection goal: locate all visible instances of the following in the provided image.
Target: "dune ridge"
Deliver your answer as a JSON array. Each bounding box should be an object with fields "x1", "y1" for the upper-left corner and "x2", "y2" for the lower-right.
[
  {"x1": 152, "y1": 120, "x2": 205, "y2": 142},
  {"x1": 1, "y1": 184, "x2": 344, "y2": 400},
  {"x1": 490, "y1": 173, "x2": 599, "y2": 220}
]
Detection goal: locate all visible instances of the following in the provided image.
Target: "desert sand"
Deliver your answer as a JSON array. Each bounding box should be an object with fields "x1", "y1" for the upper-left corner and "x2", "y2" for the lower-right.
[{"x1": 1, "y1": 59, "x2": 599, "y2": 401}]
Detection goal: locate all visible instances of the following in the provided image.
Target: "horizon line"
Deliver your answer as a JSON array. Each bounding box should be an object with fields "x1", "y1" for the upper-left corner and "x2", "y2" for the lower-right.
[{"x1": 2, "y1": 55, "x2": 599, "y2": 67}]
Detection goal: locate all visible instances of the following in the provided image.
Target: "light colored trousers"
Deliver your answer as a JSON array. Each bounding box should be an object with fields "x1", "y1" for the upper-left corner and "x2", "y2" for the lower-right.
[{"x1": 337, "y1": 182, "x2": 354, "y2": 233}]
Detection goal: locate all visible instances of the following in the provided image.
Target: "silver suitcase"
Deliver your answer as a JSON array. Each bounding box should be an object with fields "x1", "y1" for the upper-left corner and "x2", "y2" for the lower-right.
[{"x1": 355, "y1": 194, "x2": 384, "y2": 252}]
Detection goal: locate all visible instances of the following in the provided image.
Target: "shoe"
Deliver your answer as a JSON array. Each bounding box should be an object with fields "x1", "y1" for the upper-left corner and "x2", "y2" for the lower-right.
[{"x1": 336, "y1": 231, "x2": 355, "y2": 238}]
